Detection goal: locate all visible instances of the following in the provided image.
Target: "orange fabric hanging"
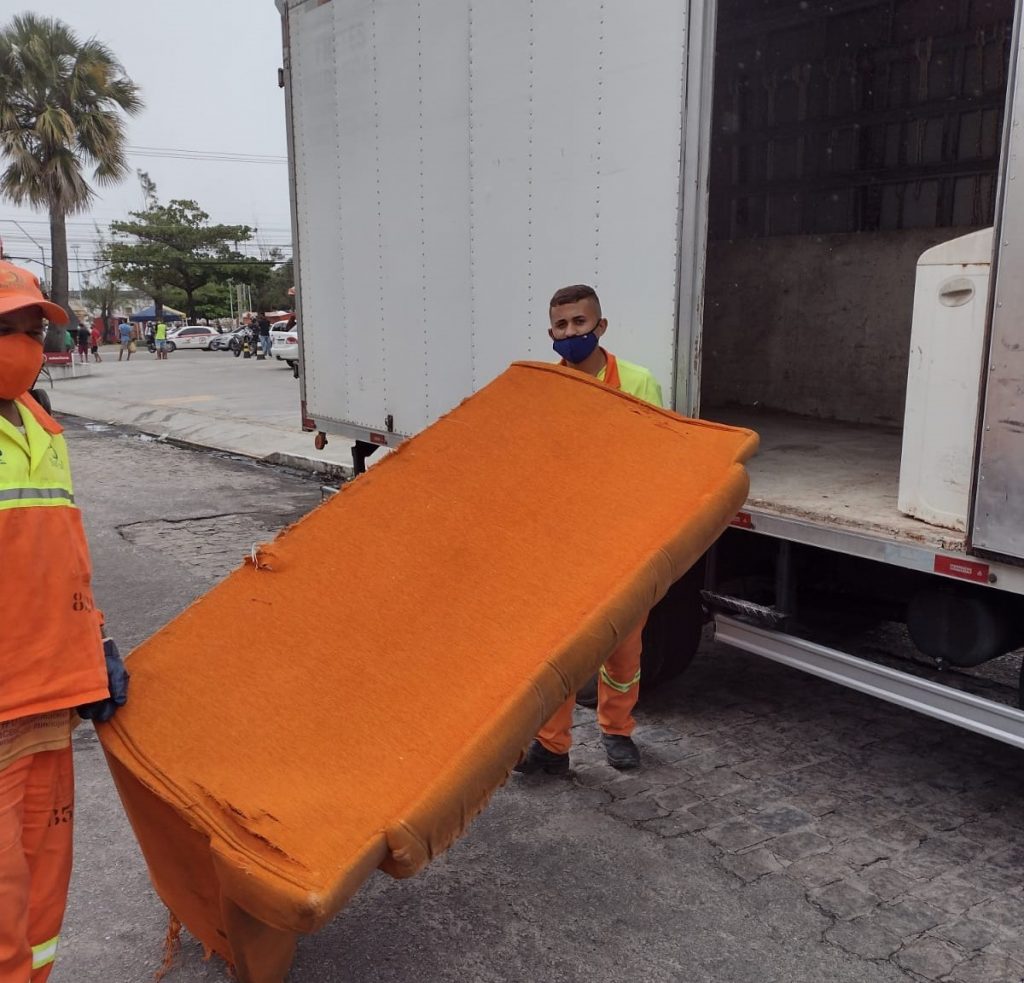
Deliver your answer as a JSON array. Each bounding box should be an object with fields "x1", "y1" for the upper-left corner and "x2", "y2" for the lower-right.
[{"x1": 99, "y1": 362, "x2": 757, "y2": 983}]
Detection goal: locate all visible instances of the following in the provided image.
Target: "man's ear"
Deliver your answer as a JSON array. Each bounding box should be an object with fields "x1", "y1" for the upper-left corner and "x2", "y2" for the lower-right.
[{"x1": 594, "y1": 318, "x2": 608, "y2": 338}]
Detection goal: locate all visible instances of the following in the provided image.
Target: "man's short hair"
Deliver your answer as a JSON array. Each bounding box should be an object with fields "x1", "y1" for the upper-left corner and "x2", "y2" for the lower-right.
[{"x1": 549, "y1": 284, "x2": 601, "y2": 312}]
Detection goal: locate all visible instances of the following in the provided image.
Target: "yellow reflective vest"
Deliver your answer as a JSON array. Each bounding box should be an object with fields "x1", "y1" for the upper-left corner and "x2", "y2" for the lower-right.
[{"x1": 0, "y1": 395, "x2": 107, "y2": 723}]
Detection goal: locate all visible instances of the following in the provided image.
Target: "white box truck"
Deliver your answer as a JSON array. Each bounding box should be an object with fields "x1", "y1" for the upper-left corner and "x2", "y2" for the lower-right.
[{"x1": 276, "y1": 0, "x2": 1024, "y2": 749}]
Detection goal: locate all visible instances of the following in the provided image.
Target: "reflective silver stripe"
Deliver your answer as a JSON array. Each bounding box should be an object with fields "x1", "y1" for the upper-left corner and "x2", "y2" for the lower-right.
[
  {"x1": 599, "y1": 665, "x2": 642, "y2": 694},
  {"x1": 31, "y1": 934, "x2": 59, "y2": 968},
  {"x1": 0, "y1": 486, "x2": 74, "y2": 503}
]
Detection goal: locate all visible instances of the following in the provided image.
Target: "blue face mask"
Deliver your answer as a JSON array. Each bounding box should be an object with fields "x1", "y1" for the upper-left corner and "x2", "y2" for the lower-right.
[{"x1": 552, "y1": 331, "x2": 599, "y2": 364}]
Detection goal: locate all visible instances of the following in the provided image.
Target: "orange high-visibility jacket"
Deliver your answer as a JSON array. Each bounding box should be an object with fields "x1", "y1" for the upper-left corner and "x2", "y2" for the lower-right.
[{"x1": 0, "y1": 394, "x2": 107, "y2": 723}]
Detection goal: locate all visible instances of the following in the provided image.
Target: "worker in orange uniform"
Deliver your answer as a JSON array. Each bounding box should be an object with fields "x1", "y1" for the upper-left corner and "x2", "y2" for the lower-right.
[
  {"x1": 0, "y1": 261, "x2": 129, "y2": 982},
  {"x1": 516, "y1": 284, "x2": 663, "y2": 776}
]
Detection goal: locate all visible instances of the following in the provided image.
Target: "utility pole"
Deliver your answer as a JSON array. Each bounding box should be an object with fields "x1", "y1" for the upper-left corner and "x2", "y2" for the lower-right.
[{"x1": 11, "y1": 221, "x2": 48, "y2": 289}]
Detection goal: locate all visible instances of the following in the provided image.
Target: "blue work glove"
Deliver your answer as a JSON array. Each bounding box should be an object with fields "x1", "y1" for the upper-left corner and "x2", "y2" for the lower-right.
[{"x1": 78, "y1": 638, "x2": 130, "y2": 723}]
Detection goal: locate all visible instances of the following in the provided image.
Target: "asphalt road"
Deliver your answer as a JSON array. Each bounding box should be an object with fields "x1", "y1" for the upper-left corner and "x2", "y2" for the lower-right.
[{"x1": 54, "y1": 419, "x2": 1024, "y2": 983}]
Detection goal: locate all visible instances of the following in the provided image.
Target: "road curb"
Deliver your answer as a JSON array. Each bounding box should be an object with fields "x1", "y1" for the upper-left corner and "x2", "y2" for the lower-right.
[
  {"x1": 261, "y1": 450, "x2": 351, "y2": 479},
  {"x1": 51, "y1": 388, "x2": 354, "y2": 479}
]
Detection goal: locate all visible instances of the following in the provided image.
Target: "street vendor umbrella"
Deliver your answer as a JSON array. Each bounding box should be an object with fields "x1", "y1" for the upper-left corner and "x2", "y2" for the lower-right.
[{"x1": 128, "y1": 304, "x2": 187, "y2": 322}]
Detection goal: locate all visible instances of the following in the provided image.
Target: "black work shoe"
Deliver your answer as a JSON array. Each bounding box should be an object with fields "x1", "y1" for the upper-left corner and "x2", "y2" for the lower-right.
[
  {"x1": 602, "y1": 734, "x2": 640, "y2": 770},
  {"x1": 514, "y1": 739, "x2": 570, "y2": 776}
]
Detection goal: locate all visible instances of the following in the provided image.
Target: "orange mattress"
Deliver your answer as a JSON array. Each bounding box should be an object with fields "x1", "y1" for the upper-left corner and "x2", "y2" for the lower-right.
[{"x1": 99, "y1": 362, "x2": 757, "y2": 982}]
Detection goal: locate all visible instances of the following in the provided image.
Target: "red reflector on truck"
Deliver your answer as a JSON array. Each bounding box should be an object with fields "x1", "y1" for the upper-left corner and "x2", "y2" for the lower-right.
[
  {"x1": 731, "y1": 511, "x2": 754, "y2": 529},
  {"x1": 934, "y1": 555, "x2": 990, "y2": 583},
  {"x1": 369, "y1": 433, "x2": 387, "y2": 446},
  {"x1": 300, "y1": 400, "x2": 315, "y2": 432}
]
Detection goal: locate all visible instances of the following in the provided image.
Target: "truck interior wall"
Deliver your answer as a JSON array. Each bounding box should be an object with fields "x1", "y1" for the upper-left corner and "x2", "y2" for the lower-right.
[
  {"x1": 701, "y1": 228, "x2": 978, "y2": 426},
  {"x1": 701, "y1": 0, "x2": 1015, "y2": 427}
]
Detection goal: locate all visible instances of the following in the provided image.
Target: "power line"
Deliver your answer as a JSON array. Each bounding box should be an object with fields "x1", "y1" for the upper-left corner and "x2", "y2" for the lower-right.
[
  {"x1": 125, "y1": 145, "x2": 287, "y2": 164},
  {"x1": 0, "y1": 215, "x2": 294, "y2": 231},
  {"x1": 4, "y1": 254, "x2": 291, "y2": 276},
  {"x1": 3, "y1": 234, "x2": 294, "y2": 248},
  {"x1": 2, "y1": 230, "x2": 294, "y2": 248}
]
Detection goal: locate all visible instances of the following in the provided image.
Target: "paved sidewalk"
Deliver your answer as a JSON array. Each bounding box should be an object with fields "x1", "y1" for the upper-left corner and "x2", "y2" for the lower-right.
[{"x1": 44, "y1": 346, "x2": 355, "y2": 476}]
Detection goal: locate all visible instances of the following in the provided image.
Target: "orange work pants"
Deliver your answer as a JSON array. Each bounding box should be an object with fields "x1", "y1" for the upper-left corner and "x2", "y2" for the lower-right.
[
  {"x1": 538, "y1": 617, "x2": 645, "y2": 755},
  {"x1": 0, "y1": 746, "x2": 74, "y2": 983}
]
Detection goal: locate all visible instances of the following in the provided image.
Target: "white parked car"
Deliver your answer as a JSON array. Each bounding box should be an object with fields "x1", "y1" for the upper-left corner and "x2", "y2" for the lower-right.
[
  {"x1": 168, "y1": 325, "x2": 221, "y2": 350},
  {"x1": 271, "y1": 322, "x2": 299, "y2": 377}
]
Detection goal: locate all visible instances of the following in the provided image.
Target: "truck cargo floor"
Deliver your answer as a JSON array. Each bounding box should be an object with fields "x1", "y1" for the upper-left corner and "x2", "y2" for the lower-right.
[{"x1": 705, "y1": 408, "x2": 965, "y2": 551}]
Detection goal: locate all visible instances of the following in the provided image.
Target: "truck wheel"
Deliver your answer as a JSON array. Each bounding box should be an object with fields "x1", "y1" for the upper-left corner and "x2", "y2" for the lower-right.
[
  {"x1": 641, "y1": 558, "x2": 707, "y2": 688},
  {"x1": 575, "y1": 675, "x2": 598, "y2": 708},
  {"x1": 908, "y1": 587, "x2": 1024, "y2": 667},
  {"x1": 576, "y1": 558, "x2": 706, "y2": 709}
]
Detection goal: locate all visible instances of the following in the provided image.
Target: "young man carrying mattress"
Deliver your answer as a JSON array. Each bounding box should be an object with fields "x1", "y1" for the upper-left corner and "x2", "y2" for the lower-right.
[{"x1": 515, "y1": 284, "x2": 662, "y2": 776}]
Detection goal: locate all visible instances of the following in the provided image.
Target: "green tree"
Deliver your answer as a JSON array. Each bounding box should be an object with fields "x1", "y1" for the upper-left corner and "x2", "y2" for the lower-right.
[
  {"x1": 137, "y1": 168, "x2": 157, "y2": 208},
  {"x1": 105, "y1": 197, "x2": 271, "y2": 321},
  {"x1": 159, "y1": 282, "x2": 231, "y2": 321},
  {"x1": 254, "y1": 256, "x2": 294, "y2": 313},
  {"x1": 0, "y1": 13, "x2": 141, "y2": 345},
  {"x1": 81, "y1": 274, "x2": 119, "y2": 325}
]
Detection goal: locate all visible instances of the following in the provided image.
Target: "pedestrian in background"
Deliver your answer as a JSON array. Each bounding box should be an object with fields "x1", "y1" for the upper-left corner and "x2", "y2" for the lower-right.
[
  {"x1": 75, "y1": 325, "x2": 90, "y2": 365},
  {"x1": 118, "y1": 320, "x2": 134, "y2": 361},
  {"x1": 153, "y1": 319, "x2": 169, "y2": 360},
  {"x1": 0, "y1": 260, "x2": 129, "y2": 981},
  {"x1": 257, "y1": 311, "x2": 272, "y2": 359},
  {"x1": 90, "y1": 323, "x2": 102, "y2": 363}
]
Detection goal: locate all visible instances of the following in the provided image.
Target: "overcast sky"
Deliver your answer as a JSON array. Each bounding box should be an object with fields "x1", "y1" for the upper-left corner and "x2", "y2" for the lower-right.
[{"x1": 0, "y1": 1, "x2": 291, "y2": 287}]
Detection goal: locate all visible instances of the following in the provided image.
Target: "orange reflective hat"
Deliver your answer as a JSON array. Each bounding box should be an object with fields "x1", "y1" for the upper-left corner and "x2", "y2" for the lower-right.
[{"x1": 0, "y1": 261, "x2": 69, "y2": 324}]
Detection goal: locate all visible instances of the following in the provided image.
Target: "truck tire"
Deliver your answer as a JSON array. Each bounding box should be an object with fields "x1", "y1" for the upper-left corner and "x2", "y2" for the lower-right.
[
  {"x1": 640, "y1": 558, "x2": 706, "y2": 687},
  {"x1": 908, "y1": 587, "x2": 1024, "y2": 667},
  {"x1": 576, "y1": 558, "x2": 707, "y2": 708}
]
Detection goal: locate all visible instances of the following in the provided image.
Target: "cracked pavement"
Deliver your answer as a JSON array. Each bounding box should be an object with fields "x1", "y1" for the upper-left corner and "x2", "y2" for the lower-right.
[{"x1": 55, "y1": 418, "x2": 1024, "y2": 982}]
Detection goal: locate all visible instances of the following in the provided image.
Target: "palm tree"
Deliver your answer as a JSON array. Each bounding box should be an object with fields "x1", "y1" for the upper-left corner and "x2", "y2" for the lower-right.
[{"x1": 0, "y1": 14, "x2": 141, "y2": 342}]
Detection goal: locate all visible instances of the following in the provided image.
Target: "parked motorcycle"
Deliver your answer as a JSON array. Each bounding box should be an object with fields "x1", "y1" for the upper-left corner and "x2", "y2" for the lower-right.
[{"x1": 232, "y1": 327, "x2": 256, "y2": 358}]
